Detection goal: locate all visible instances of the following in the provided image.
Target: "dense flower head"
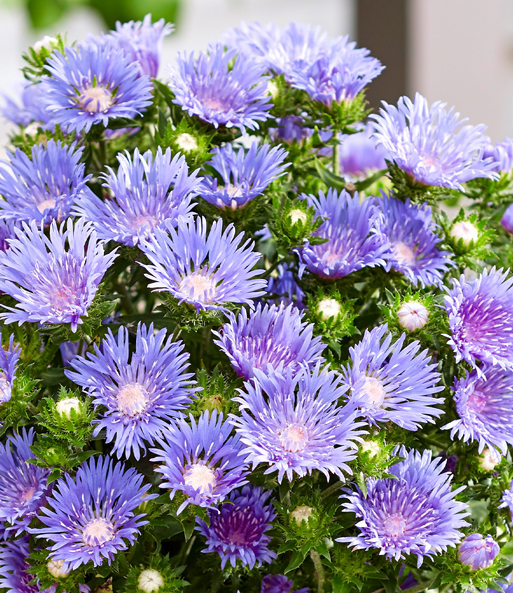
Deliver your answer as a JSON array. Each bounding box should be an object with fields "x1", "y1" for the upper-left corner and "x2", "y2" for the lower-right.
[
  {"x1": 213, "y1": 303, "x2": 324, "y2": 380},
  {"x1": 339, "y1": 122, "x2": 389, "y2": 178},
  {"x1": 443, "y1": 366, "x2": 513, "y2": 458},
  {"x1": 169, "y1": 43, "x2": 272, "y2": 132},
  {"x1": 31, "y1": 455, "x2": 156, "y2": 571},
  {"x1": 341, "y1": 324, "x2": 444, "y2": 430},
  {"x1": 266, "y1": 262, "x2": 305, "y2": 307},
  {"x1": 338, "y1": 447, "x2": 469, "y2": 566},
  {"x1": 0, "y1": 218, "x2": 118, "y2": 332},
  {"x1": 196, "y1": 484, "x2": 276, "y2": 569},
  {"x1": 140, "y1": 217, "x2": 266, "y2": 312},
  {"x1": 0, "y1": 334, "x2": 21, "y2": 404},
  {"x1": 296, "y1": 188, "x2": 387, "y2": 279},
  {"x1": 0, "y1": 428, "x2": 52, "y2": 535},
  {"x1": 376, "y1": 193, "x2": 454, "y2": 287},
  {"x1": 231, "y1": 365, "x2": 364, "y2": 482},
  {"x1": 74, "y1": 147, "x2": 199, "y2": 246},
  {"x1": 371, "y1": 93, "x2": 498, "y2": 189},
  {"x1": 66, "y1": 323, "x2": 197, "y2": 460},
  {"x1": 1, "y1": 81, "x2": 54, "y2": 130},
  {"x1": 0, "y1": 536, "x2": 54, "y2": 593},
  {"x1": 458, "y1": 533, "x2": 500, "y2": 570},
  {"x1": 41, "y1": 44, "x2": 153, "y2": 133},
  {"x1": 151, "y1": 410, "x2": 249, "y2": 514},
  {"x1": 444, "y1": 267, "x2": 513, "y2": 374},
  {"x1": 0, "y1": 140, "x2": 92, "y2": 224},
  {"x1": 198, "y1": 143, "x2": 288, "y2": 210}
]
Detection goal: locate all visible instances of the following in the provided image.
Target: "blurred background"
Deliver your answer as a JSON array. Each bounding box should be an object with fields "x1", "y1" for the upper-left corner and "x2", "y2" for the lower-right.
[{"x1": 1, "y1": 0, "x2": 513, "y2": 143}]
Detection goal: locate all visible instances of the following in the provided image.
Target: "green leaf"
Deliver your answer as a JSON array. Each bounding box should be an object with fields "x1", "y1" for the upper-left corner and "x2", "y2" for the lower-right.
[
  {"x1": 314, "y1": 159, "x2": 347, "y2": 191},
  {"x1": 354, "y1": 168, "x2": 388, "y2": 192},
  {"x1": 284, "y1": 550, "x2": 306, "y2": 574}
]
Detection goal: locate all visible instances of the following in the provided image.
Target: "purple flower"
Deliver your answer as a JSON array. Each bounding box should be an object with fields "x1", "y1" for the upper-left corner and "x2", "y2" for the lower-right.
[
  {"x1": 151, "y1": 410, "x2": 248, "y2": 514},
  {"x1": 376, "y1": 193, "x2": 454, "y2": 287},
  {"x1": 501, "y1": 203, "x2": 513, "y2": 233},
  {"x1": 73, "y1": 147, "x2": 199, "y2": 247},
  {"x1": 0, "y1": 334, "x2": 21, "y2": 403},
  {"x1": 296, "y1": 189, "x2": 387, "y2": 279},
  {"x1": 169, "y1": 43, "x2": 272, "y2": 132},
  {"x1": 0, "y1": 140, "x2": 93, "y2": 224},
  {"x1": 1, "y1": 82, "x2": 54, "y2": 130},
  {"x1": 0, "y1": 221, "x2": 17, "y2": 253},
  {"x1": 198, "y1": 143, "x2": 288, "y2": 210},
  {"x1": 31, "y1": 456, "x2": 156, "y2": 571},
  {"x1": 41, "y1": 44, "x2": 153, "y2": 133},
  {"x1": 444, "y1": 268, "x2": 513, "y2": 375},
  {"x1": 196, "y1": 484, "x2": 276, "y2": 569},
  {"x1": 484, "y1": 138, "x2": 513, "y2": 172},
  {"x1": 500, "y1": 481, "x2": 513, "y2": 517},
  {"x1": 213, "y1": 303, "x2": 324, "y2": 380},
  {"x1": 0, "y1": 219, "x2": 118, "y2": 332},
  {"x1": 231, "y1": 365, "x2": 364, "y2": 482},
  {"x1": 339, "y1": 122, "x2": 389, "y2": 179},
  {"x1": 0, "y1": 428, "x2": 52, "y2": 536},
  {"x1": 371, "y1": 93, "x2": 498, "y2": 190},
  {"x1": 270, "y1": 116, "x2": 311, "y2": 144},
  {"x1": 261, "y1": 574, "x2": 309, "y2": 593},
  {"x1": 337, "y1": 447, "x2": 469, "y2": 566},
  {"x1": 341, "y1": 324, "x2": 444, "y2": 430},
  {"x1": 66, "y1": 323, "x2": 197, "y2": 460},
  {"x1": 139, "y1": 217, "x2": 267, "y2": 313},
  {"x1": 266, "y1": 262, "x2": 305, "y2": 308},
  {"x1": 458, "y1": 533, "x2": 500, "y2": 570}
]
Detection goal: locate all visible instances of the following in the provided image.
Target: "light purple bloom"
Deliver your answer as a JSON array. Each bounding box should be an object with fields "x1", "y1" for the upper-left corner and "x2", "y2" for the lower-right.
[
  {"x1": 501, "y1": 203, "x2": 513, "y2": 233},
  {"x1": 458, "y1": 533, "x2": 499, "y2": 570},
  {"x1": 0, "y1": 334, "x2": 21, "y2": 403},
  {"x1": 261, "y1": 574, "x2": 309, "y2": 593},
  {"x1": 484, "y1": 138, "x2": 513, "y2": 173},
  {"x1": 339, "y1": 122, "x2": 389, "y2": 178},
  {"x1": 1, "y1": 81, "x2": 54, "y2": 130},
  {"x1": 0, "y1": 221, "x2": 17, "y2": 253},
  {"x1": 500, "y1": 481, "x2": 513, "y2": 517},
  {"x1": 270, "y1": 116, "x2": 311, "y2": 144},
  {"x1": 266, "y1": 262, "x2": 305, "y2": 308}
]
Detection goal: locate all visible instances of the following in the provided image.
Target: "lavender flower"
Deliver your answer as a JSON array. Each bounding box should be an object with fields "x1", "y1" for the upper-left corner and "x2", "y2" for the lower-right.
[
  {"x1": 500, "y1": 481, "x2": 513, "y2": 517},
  {"x1": 339, "y1": 122, "x2": 389, "y2": 179},
  {"x1": 198, "y1": 143, "x2": 288, "y2": 210},
  {"x1": 0, "y1": 334, "x2": 21, "y2": 404},
  {"x1": 458, "y1": 533, "x2": 499, "y2": 570},
  {"x1": 484, "y1": 138, "x2": 513, "y2": 173},
  {"x1": 66, "y1": 323, "x2": 197, "y2": 460},
  {"x1": 296, "y1": 189, "x2": 387, "y2": 279},
  {"x1": 337, "y1": 447, "x2": 469, "y2": 566},
  {"x1": 341, "y1": 324, "x2": 444, "y2": 430},
  {"x1": 196, "y1": 484, "x2": 276, "y2": 569},
  {"x1": 74, "y1": 147, "x2": 199, "y2": 247},
  {"x1": 371, "y1": 93, "x2": 498, "y2": 190},
  {"x1": 151, "y1": 410, "x2": 248, "y2": 514},
  {"x1": 501, "y1": 203, "x2": 513, "y2": 234},
  {"x1": 376, "y1": 194, "x2": 454, "y2": 287},
  {"x1": 0, "y1": 219, "x2": 118, "y2": 332},
  {"x1": 444, "y1": 268, "x2": 513, "y2": 374},
  {"x1": 0, "y1": 537, "x2": 54, "y2": 593},
  {"x1": 41, "y1": 44, "x2": 153, "y2": 133},
  {"x1": 140, "y1": 217, "x2": 267, "y2": 312},
  {"x1": 0, "y1": 220, "x2": 17, "y2": 253},
  {"x1": 261, "y1": 574, "x2": 309, "y2": 593},
  {"x1": 231, "y1": 365, "x2": 364, "y2": 482},
  {"x1": 169, "y1": 43, "x2": 272, "y2": 132},
  {"x1": 0, "y1": 140, "x2": 93, "y2": 224},
  {"x1": 266, "y1": 263, "x2": 305, "y2": 307},
  {"x1": 1, "y1": 82, "x2": 54, "y2": 130},
  {"x1": 31, "y1": 456, "x2": 156, "y2": 571}
]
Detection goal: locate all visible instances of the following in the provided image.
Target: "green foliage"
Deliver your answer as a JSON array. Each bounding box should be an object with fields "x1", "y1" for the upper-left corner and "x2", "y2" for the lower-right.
[
  {"x1": 22, "y1": 33, "x2": 67, "y2": 80},
  {"x1": 191, "y1": 365, "x2": 241, "y2": 417}
]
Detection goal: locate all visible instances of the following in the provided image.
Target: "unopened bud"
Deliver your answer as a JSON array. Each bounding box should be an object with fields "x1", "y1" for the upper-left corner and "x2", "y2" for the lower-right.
[
  {"x1": 33, "y1": 36, "x2": 58, "y2": 53},
  {"x1": 317, "y1": 298, "x2": 341, "y2": 321},
  {"x1": 478, "y1": 447, "x2": 500, "y2": 471},
  {"x1": 138, "y1": 569, "x2": 164, "y2": 593},
  {"x1": 290, "y1": 505, "x2": 313, "y2": 525},
  {"x1": 288, "y1": 209, "x2": 307, "y2": 226},
  {"x1": 450, "y1": 221, "x2": 478, "y2": 248},
  {"x1": 458, "y1": 533, "x2": 499, "y2": 570},
  {"x1": 56, "y1": 397, "x2": 81, "y2": 419},
  {"x1": 397, "y1": 301, "x2": 429, "y2": 331},
  {"x1": 361, "y1": 440, "x2": 381, "y2": 457},
  {"x1": 175, "y1": 133, "x2": 198, "y2": 153},
  {"x1": 47, "y1": 559, "x2": 68, "y2": 579},
  {"x1": 267, "y1": 81, "x2": 279, "y2": 99}
]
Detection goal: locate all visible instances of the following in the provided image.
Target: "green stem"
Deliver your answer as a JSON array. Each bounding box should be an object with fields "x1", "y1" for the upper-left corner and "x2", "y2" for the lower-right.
[
  {"x1": 263, "y1": 256, "x2": 285, "y2": 280},
  {"x1": 332, "y1": 138, "x2": 340, "y2": 177},
  {"x1": 310, "y1": 550, "x2": 325, "y2": 593},
  {"x1": 321, "y1": 480, "x2": 344, "y2": 500}
]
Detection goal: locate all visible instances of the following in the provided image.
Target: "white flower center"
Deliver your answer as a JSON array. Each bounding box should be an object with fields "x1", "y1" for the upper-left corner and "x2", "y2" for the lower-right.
[
  {"x1": 383, "y1": 513, "x2": 407, "y2": 537},
  {"x1": 450, "y1": 221, "x2": 478, "y2": 247},
  {"x1": 175, "y1": 133, "x2": 198, "y2": 153},
  {"x1": 479, "y1": 447, "x2": 500, "y2": 471},
  {"x1": 179, "y1": 270, "x2": 216, "y2": 303},
  {"x1": 361, "y1": 377, "x2": 385, "y2": 407},
  {"x1": 291, "y1": 505, "x2": 313, "y2": 524},
  {"x1": 36, "y1": 198, "x2": 57, "y2": 214},
  {"x1": 80, "y1": 86, "x2": 113, "y2": 113},
  {"x1": 56, "y1": 397, "x2": 81, "y2": 419},
  {"x1": 138, "y1": 569, "x2": 165, "y2": 593},
  {"x1": 467, "y1": 389, "x2": 488, "y2": 413},
  {"x1": 47, "y1": 559, "x2": 69, "y2": 579},
  {"x1": 183, "y1": 463, "x2": 217, "y2": 493},
  {"x1": 397, "y1": 301, "x2": 429, "y2": 331},
  {"x1": 131, "y1": 213, "x2": 158, "y2": 232},
  {"x1": 279, "y1": 423, "x2": 308, "y2": 453},
  {"x1": 317, "y1": 297, "x2": 341, "y2": 321},
  {"x1": 48, "y1": 285, "x2": 76, "y2": 311},
  {"x1": 392, "y1": 241, "x2": 416, "y2": 266},
  {"x1": 82, "y1": 517, "x2": 115, "y2": 547},
  {"x1": 221, "y1": 183, "x2": 244, "y2": 198},
  {"x1": 117, "y1": 383, "x2": 149, "y2": 417},
  {"x1": 20, "y1": 487, "x2": 35, "y2": 503},
  {"x1": 204, "y1": 97, "x2": 226, "y2": 111},
  {"x1": 288, "y1": 209, "x2": 307, "y2": 226}
]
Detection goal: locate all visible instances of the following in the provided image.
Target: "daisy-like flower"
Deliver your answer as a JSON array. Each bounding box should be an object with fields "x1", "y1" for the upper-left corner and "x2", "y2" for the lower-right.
[
  {"x1": 341, "y1": 324, "x2": 444, "y2": 430},
  {"x1": 0, "y1": 428, "x2": 52, "y2": 536},
  {"x1": 0, "y1": 334, "x2": 21, "y2": 404},
  {"x1": 376, "y1": 194, "x2": 454, "y2": 287},
  {"x1": 444, "y1": 268, "x2": 513, "y2": 374},
  {"x1": 41, "y1": 44, "x2": 153, "y2": 133},
  {"x1": 198, "y1": 143, "x2": 288, "y2": 210},
  {"x1": 371, "y1": 93, "x2": 498, "y2": 190},
  {"x1": 339, "y1": 122, "x2": 389, "y2": 179},
  {"x1": 0, "y1": 219, "x2": 117, "y2": 332},
  {"x1": 0, "y1": 140, "x2": 93, "y2": 225},
  {"x1": 169, "y1": 43, "x2": 272, "y2": 132},
  {"x1": 337, "y1": 447, "x2": 469, "y2": 566},
  {"x1": 231, "y1": 365, "x2": 364, "y2": 482},
  {"x1": 73, "y1": 147, "x2": 199, "y2": 247},
  {"x1": 196, "y1": 484, "x2": 276, "y2": 569},
  {"x1": 139, "y1": 217, "x2": 267, "y2": 313},
  {"x1": 151, "y1": 410, "x2": 248, "y2": 514},
  {"x1": 31, "y1": 456, "x2": 156, "y2": 571},
  {"x1": 458, "y1": 533, "x2": 500, "y2": 570},
  {"x1": 65, "y1": 323, "x2": 197, "y2": 460},
  {"x1": 442, "y1": 366, "x2": 513, "y2": 458},
  {"x1": 296, "y1": 189, "x2": 387, "y2": 279},
  {"x1": 213, "y1": 303, "x2": 324, "y2": 380}
]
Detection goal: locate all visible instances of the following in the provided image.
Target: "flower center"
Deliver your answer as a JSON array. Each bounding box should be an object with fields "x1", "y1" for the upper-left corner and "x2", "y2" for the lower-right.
[
  {"x1": 221, "y1": 183, "x2": 243, "y2": 198},
  {"x1": 82, "y1": 517, "x2": 115, "y2": 547},
  {"x1": 393, "y1": 241, "x2": 416, "y2": 266},
  {"x1": 48, "y1": 285, "x2": 76, "y2": 311},
  {"x1": 204, "y1": 97, "x2": 227, "y2": 111},
  {"x1": 130, "y1": 213, "x2": 158, "y2": 232},
  {"x1": 183, "y1": 463, "x2": 217, "y2": 494},
  {"x1": 361, "y1": 377, "x2": 386, "y2": 407},
  {"x1": 80, "y1": 86, "x2": 113, "y2": 113},
  {"x1": 20, "y1": 487, "x2": 35, "y2": 503},
  {"x1": 37, "y1": 198, "x2": 57, "y2": 214},
  {"x1": 179, "y1": 270, "x2": 216, "y2": 303},
  {"x1": 383, "y1": 513, "x2": 407, "y2": 537},
  {"x1": 117, "y1": 383, "x2": 149, "y2": 417},
  {"x1": 279, "y1": 423, "x2": 308, "y2": 453},
  {"x1": 467, "y1": 389, "x2": 488, "y2": 413}
]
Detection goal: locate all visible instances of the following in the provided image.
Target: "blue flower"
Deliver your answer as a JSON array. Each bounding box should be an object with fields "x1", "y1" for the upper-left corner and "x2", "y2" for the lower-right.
[
  {"x1": 31, "y1": 456, "x2": 156, "y2": 571},
  {"x1": 169, "y1": 43, "x2": 272, "y2": 132},
  {"x1": 337, "y1": 447, "x2": 469, "y2": 566},
  {"x1": 1, "y1": 81, "x2": 54, "y2": 130},
  {"x1": 0, "y1": 220, "x2": 17, "y2": 253},
  {"x1": 341, "y1": 324, "x2": 444, "y2": 430},
  {"x1": 266, "y1": 263, "x2": 305, "y2": 308},
  {"x1": 0, "y1": 140, "x2": 93, "y2": 224},
  {"x1": 0, "y1": 219, "x2": 117, "y2": 332},
  {"x1": 140, "y1": 217, "x2": 267, "y2": 312},
  {"x1": 339, "y1": 122, "x2": 389, "y2": 179},
  {"x1": 151, "y1": 410, "x2": 248, "y2": 514},
  {"x1": 0, "y1": 334, "x2": 21, "y2": 404},
  {"x1": 74, "y1": 147, "x2": 199, "y2": 247},
  {"x1": 458, "y1": 533, "x2": 500, "y2": 570},
  {"x1": 196, "y1": 484, "x2": 276, "y2": 569},
  {"x1": 213, "y1": 303, "x2": 324, "y2": 380},
  {"x1": 198, "y1": 143, "x2": 288, "y2": 210},
  {"x1": 41, "y1": 44, "x2": 153, "y2": 133},
  {"x1": 66, "y1": 323, "x2": 197, "y2": 460},
  {"x1": 484, "y1": 138, "x2": 513, "y2": 172},
  {"x1": 270, "y1": 116, "x2": 311, "y2": 144},
  {"x1": 376, "y1": 193, "x2": 454, "y2": 287},
  {"x1": 231, "y1": 365, "x2": 364, "y2": 482},
  {"x1": 371, "y1": 93, "x2": 498, "y2": 190},
  {"x1": 261, "y1": 574, "x2": 309, "y2": 593},
  {"x1": 296, "y1": 189, "x2": 387, "y2": 279}
]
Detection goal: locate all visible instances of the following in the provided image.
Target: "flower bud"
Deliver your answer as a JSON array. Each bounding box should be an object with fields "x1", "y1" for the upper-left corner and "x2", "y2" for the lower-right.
[
  {"x1": 138, "y1": 569, "x2": 165, "y2": 593},
  {"x1": 261, "y1": 574, "x2": 294, "y2": 593},
  {"x1": 290, "y1": 505, "x2": 313, "y2": 525},
  {"x1": 361, "y1": 440, "x2": 381, "y2": 457},
  {"x1": 317, "y1": 298, "x2": 341, "y2": 321},
  {"x1": 450, "y1": 221, "x2": 479, "y2": 248},
  {"x1": 56, "y1": 397, "x2": 81, "y2": 419},
  {"x1": 33, "y1": 36, "x2": 58, "y2": 53},
  {"x1": 47, "y1": 559, "x2": 69, "y2": 579},
  {"x1": 397, "y1": 301, "x2": 429, "y2": 331},
  {"x1": 288, "y1": 209, "x2": 308, "y2": 226},
  {"x1": 458, "y1": 533, "x2": 499, "y2": 570},
  {"x1": 478, "y1": 447, "x2": 500, "y2": 471},
  {"x1": 267, "y1": 81, "x2": 279, "y2": 100},
  {"x1": 175, "y1": 133, "x2": 198, "y2": 153}
]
